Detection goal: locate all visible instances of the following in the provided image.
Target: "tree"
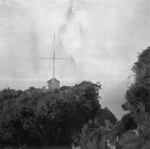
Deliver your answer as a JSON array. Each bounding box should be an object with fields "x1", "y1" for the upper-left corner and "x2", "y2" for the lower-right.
[
  {"x1": 0, "y1": 81, "x2": 102, "y2": 148},
  {"x1": 79, "y1": 107, "x2": 117, "y2": 149},
  {"x1": 121, "y1": 47, "x2": 150, "y2": 148},
  {"x1": 122, "y1": 47, "x2": 150, "y2": 120}
]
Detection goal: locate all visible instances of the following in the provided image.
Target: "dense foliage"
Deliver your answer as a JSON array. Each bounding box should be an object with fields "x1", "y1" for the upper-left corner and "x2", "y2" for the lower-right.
[
  {"x1": 79, "y1": 107, "x2": 117, "y2": 149},
  {"x1": 0, "y1": 81, "x2": 101, "y2": 148},
  {"x1": 77, "y1": 47, "x2": 150, "y2": 149},
  {"x1": 119, "y1": 47, "x2": 150, "y2": 149},
  {"x1": 123, "y1": 47, "x2": 150, "y2": 113}
]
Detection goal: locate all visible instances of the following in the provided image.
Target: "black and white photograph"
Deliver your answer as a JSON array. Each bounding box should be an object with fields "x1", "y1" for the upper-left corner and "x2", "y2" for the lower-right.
[{"x1": 0, "y1": 0, "x2": 150, "y2": 149}]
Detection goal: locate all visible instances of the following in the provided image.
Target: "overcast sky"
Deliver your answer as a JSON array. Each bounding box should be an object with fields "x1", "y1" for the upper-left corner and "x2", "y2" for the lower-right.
[{"x1": 0, "y1": 0, "x2": 150, "y2": 119}]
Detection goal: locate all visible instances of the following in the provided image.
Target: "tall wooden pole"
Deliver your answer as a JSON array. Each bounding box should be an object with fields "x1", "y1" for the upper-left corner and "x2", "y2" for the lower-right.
[
  {"x1": 40, "y1": 33, "x2": 66, "y2": 90},
  {"x1": 53, "y1": 33, "x2": 55, "y2": 90}
]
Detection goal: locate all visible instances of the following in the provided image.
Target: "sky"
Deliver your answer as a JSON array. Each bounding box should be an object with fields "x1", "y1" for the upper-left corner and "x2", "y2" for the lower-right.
[{"x1": 0, "y1": 0, "x2": 150, "y2": 119}]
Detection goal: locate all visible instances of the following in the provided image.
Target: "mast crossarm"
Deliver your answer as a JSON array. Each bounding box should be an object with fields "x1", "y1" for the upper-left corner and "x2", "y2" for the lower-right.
[{"x1": 40, "y1": 57, "x2": 67, "y2": 60}]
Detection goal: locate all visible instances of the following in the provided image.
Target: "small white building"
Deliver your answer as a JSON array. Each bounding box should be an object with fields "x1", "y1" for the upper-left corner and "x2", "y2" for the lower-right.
[{"x1": 47, "y1": 78, "x2": 60, "y2": 90}]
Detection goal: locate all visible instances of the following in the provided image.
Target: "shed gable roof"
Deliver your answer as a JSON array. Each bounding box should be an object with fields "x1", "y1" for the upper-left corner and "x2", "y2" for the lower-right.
[{"x1": 47, "y1": 78, "x2": 60, "y2": 83}]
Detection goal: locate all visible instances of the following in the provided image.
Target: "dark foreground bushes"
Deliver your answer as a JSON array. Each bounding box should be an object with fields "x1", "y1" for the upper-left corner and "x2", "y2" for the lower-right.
[{"x1": 0, "y1": 81, "x2": 102, "y2": 148}]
